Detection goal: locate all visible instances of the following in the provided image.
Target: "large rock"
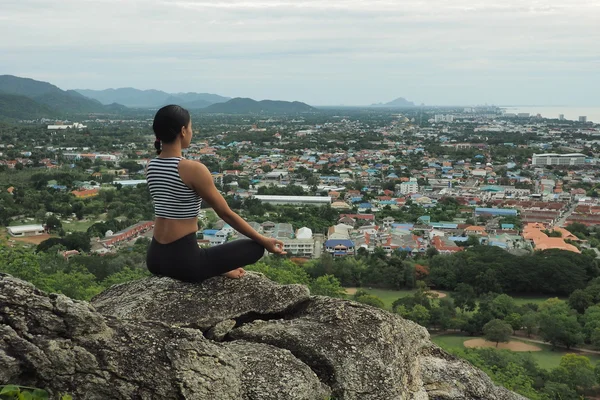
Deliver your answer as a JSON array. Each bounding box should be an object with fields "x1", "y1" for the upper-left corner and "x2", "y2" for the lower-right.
[
  {"x1": 222, "y1": 341, "x2": 331, "y2": 400},
  {"x1": 229, "y1": 296, "x2": 431, "y2": 399},
  {"x1": 2, "y1": 272, "x2": 526, "y2": 399},
  {"x1": 91, "y1": 273, "x2": 310, "y2": 331},
  {"x1": 0, "y1": 273, "x2": 242, "y2": 399},
  {"x1": 420, "y1": 345, "x2": 525, "y2": 399}
]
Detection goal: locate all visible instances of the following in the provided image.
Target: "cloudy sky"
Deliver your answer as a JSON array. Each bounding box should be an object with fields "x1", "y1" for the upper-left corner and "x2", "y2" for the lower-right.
[{"x1": 1, "y1": 0, "x2": 599, "y2": 105}]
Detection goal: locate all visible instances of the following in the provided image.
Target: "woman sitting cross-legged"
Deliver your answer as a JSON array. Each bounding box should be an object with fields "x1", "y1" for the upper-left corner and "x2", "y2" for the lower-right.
[{"x1": 145, "y1": 104, "x2": 285, "y2": 282}]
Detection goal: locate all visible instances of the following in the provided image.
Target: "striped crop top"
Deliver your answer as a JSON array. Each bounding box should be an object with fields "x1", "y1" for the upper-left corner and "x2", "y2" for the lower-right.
[{"x1": 146, "y1": 157, "x2": 202, "y2": 219}]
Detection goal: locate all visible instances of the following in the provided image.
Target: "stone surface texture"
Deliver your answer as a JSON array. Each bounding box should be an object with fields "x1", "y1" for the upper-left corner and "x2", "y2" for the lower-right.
[{"x1": 0, "y1": 272, "x2": 525, "y2": 400}]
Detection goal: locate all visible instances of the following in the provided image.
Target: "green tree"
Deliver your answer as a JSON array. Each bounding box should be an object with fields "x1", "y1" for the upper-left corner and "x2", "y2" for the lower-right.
[
  {"x1": 453, "y1": 283, "x2": 477, "y2": 312},
  {"x1": 354, "y1": 293, "x2": 385, "y2": 309},
  {"x1": 540, "y1": 382, "x2": 580, "y2": 400},
  {"x1": 246, "y1": 260, "x2": 311, "y2": 285},
  {"x1": 310, "y1": 275, "x2": 346, "y2": 298},
  {"x1": 407, "y1": 304, "x2": 430, "y2": 326},
  {"x1": 568, "y1": 288, "x2": 593, "y2": 314},
  {"x1": 483, "y1": 319, "x2": 513, "y2": 347},
  {"x1": 538, "y1": 299, "x2": 583, "y2": 349},
  {"x1": 557, "y1": 353, "x2": 597, "y2": 393},
  {"x1": 521, "y1": 312, "x2": 539, "y2": 337},
  {"x1": 45, "y1": 214, "x2": 62, "y2": 232},
  {"x1": 491, "y1": 294, "x2": 517, "y2": 319},
  {"x1": 504, "y1": 313, "x2": 523, "y2": 333}
]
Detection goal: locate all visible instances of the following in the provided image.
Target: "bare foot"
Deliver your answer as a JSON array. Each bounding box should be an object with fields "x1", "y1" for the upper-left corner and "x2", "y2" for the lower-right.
[{"x1": 223, "y1": 268, "x2": 246, "y2": 279}]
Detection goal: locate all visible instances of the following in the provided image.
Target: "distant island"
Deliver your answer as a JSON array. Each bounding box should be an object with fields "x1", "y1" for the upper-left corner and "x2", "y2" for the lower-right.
[
  {"x1": 202, "y1": 98, "x2": 316, "y2": 114},
  {"x1": 371, "y1": 97, "x2": 416, "y2": 108},
  {"x1": 75, "y1": 88, "x2": 231, "y2": 109}
]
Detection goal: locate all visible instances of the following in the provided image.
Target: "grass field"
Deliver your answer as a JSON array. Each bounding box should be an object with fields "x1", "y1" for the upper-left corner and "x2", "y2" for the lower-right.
[
  {"x1": 62, "y1": 219, "x2": 98, "y2": 232},
  {"x1": 432, "y1": 333, "x2": 600, "y2": 369}
]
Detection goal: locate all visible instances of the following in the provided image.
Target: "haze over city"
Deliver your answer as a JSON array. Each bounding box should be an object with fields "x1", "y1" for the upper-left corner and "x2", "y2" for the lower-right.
[{"x1": 2, "y1": 0, "x2": 599, "y2": 106}]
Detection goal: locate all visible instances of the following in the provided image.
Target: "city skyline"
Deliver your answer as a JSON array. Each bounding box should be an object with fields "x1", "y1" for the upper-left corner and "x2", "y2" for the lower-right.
[{"x1": 1, "y1": 0, "x2": 599, "y2": 106}]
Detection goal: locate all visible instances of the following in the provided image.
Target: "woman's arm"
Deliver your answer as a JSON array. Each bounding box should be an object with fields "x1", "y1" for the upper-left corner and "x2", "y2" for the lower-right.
[{"x1": 181, "y1": 160, "x2": 285, "y2": 254}]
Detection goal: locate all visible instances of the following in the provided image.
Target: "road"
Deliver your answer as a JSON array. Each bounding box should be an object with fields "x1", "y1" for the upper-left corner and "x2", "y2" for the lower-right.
[
  {"x1": 511, "y1": 335, "x2": 600, "y2": 355},
  {"x1": 553, "y1": 202, "x2": 577, "y2": 228}
]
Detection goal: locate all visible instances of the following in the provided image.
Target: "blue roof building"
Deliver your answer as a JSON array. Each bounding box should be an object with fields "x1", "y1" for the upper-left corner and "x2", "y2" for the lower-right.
[
  {"x1": 431, "y1": 222, "x2": 459, "y2": 229},
  {"x1": 475, "y1": 208, "x2": 518, "y2": 217},
  {"x1": 325, "y1": 239, "x2": 355, "y2": 257},
  {"x1": 392, "y1": 223, "x2": 414, "y2": 230}
]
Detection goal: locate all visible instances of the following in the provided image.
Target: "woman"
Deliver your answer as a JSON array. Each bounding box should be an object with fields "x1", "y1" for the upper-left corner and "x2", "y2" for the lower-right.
[{"x1": 145, "y1": 105, "x2": 285, "y2": 282}]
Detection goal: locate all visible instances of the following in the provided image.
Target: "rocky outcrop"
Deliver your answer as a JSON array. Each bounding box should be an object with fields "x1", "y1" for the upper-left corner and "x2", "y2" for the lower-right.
[{"x1": 0, "y1": 272, "x2": 525, "y2": 399}]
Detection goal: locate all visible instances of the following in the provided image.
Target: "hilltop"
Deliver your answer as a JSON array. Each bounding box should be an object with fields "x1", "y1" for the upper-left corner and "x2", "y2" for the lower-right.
[
  {"x1": 1, "y1": 271, "x2": 524, "y2": 400},
  {"x1": 202, "y1": 97, "x2": 316, "y2": 114},
  {"x1": 0, "y1": 75, "x2": 114, "y2": 116},
  {"x1": 0, "y1": 93, "x2": 57, "y2": 119},
  {"x1": 371, "y1": 97, "x2": 416, "y2": 107}
]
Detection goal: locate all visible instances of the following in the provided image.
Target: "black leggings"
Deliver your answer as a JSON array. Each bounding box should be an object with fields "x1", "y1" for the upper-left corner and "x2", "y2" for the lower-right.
[{"x1": 146, "y1": 233, "x2": 265, "y2": 283}]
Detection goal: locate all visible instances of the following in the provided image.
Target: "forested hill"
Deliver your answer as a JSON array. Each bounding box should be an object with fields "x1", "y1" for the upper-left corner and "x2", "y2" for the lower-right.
[
  {"x1": 0, "y1": 93, "x2": 57, "y2": 119},
  {"x1": 202, "y1": 97, "x2": 316, "y2": 114},
  {"x1": 0, "y1": 75, "x2": 124, "y2": 117}
]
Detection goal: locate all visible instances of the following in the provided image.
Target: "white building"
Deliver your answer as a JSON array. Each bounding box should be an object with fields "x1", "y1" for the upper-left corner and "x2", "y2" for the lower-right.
[
  {"x1": 327, "y1": 223, "x2": 352, "y2": 240},
  {"x1": 112, "y1": 180, "x2": 147, "y2": 186},
  {"x1": 532, "y1": 153, "x2": 586, "y2": 167},
  {"x1": 282, "y1": 238, "x2": 315, "y2": 258},
  {"x1": 253, "y1": 195, "x2": 331, "y2": 206},
  {"x1": 7, "y1": 225, "x2": 45, "y2": 237},
  {"x1": 399, "y1": 178, "x2": 419, "y2": 195},
  {"x1": 47, "y1": 123, "x2": 87, "y2": 130}
]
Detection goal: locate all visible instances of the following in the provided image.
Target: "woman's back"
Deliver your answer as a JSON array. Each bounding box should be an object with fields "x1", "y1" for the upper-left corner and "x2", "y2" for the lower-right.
[{"x1": 146, "y1": 156, "x2": 202, "y2": 220}]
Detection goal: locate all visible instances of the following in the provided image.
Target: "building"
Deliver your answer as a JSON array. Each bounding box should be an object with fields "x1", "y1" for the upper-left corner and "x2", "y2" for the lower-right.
[
  {"x1": 532, "y1": 153, "x2": 586, "y2": 167},
  {"x1": 324, "y1": 239, "x2": 355, "y2": 257},
  {"x1": 7, "y1": 224, "x2": 45, "y2": 237},
  {"x1": 523, "y1": 223, "x2": 580, "y2": 253},
  {"x1": 431, "y1": 236, "x2": 463, "y2": 254},
  {"x1": 280, "y1": 227, "x2": 315, "y2": 258},
  {"x1": 579, "y1": 116, "x2": 587, "y2": 123},
  {"x1": 559, "y1": 114, "x2": 565, "y2": 120},
  {"x1": 253, "y1": 195, "x2": 331, "y2": 206},
  {"x1": 399, "y1": 178, "x2": 419, "y2": 195},
  {"x1": 101, "y1": 221, "x2": 153, "y2": 247},
  {"x1": 71, "y1": 188, "x2": 99, "y2": 199},
  {"x1": 327, "y1": 224, "x2": 352, "y2": 240},
  {"x1": 47, "y1": 122, "x2": 87, "y2": 130},
  {"x1": 112, "y1": 179, "x2": 147, "y2": 187},
  {"x1": 212, "y1": 173, "x2": 224, "y2": 186},
  {"x1": 475, "y1": 207, "x2": 518, "y2": 217},
  {"x1": 201, "y1": 229, "x2": 228, "y2": 246}
]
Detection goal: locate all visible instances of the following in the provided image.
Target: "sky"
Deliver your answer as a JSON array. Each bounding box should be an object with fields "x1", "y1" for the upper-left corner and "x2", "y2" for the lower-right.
[{"x1": 1, "y1": 0, "x2": 599, "y2": 106}]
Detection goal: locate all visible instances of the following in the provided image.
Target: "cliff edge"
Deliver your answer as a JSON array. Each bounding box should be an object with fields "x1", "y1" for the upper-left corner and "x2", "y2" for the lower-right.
[{"x1": 0, "y1": 272, "x2": 525, "y2": 399}]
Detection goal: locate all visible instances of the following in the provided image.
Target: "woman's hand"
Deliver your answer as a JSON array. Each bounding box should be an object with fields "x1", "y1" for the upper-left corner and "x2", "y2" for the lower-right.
[{"x1": 260, "y1": 236, "x2": 287, "y2": 255}]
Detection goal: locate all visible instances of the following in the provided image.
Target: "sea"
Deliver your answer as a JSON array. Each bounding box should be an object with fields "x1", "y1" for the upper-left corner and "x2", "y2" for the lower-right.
[{"x1": 501, "y1": 107, "x2": 600, "y2": 123}]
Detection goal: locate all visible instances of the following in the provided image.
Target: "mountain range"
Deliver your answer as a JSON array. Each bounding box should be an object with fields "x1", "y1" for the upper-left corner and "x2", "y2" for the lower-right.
[
  {"x1": 0, "y1": 75, "x2": 121, "y2": 118},
  {"x1": 0, "y1": 75, "x2": 315, "y2": 119},
  {"x1": 371, "y1": 97, "x2": 416, "y2": 107},
  {"x1": 202, "y1": 98, "x2": 316, "y2": 114},
  {"x1": 75, "y1": 88, "x2": 231, "y2": 109}
]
